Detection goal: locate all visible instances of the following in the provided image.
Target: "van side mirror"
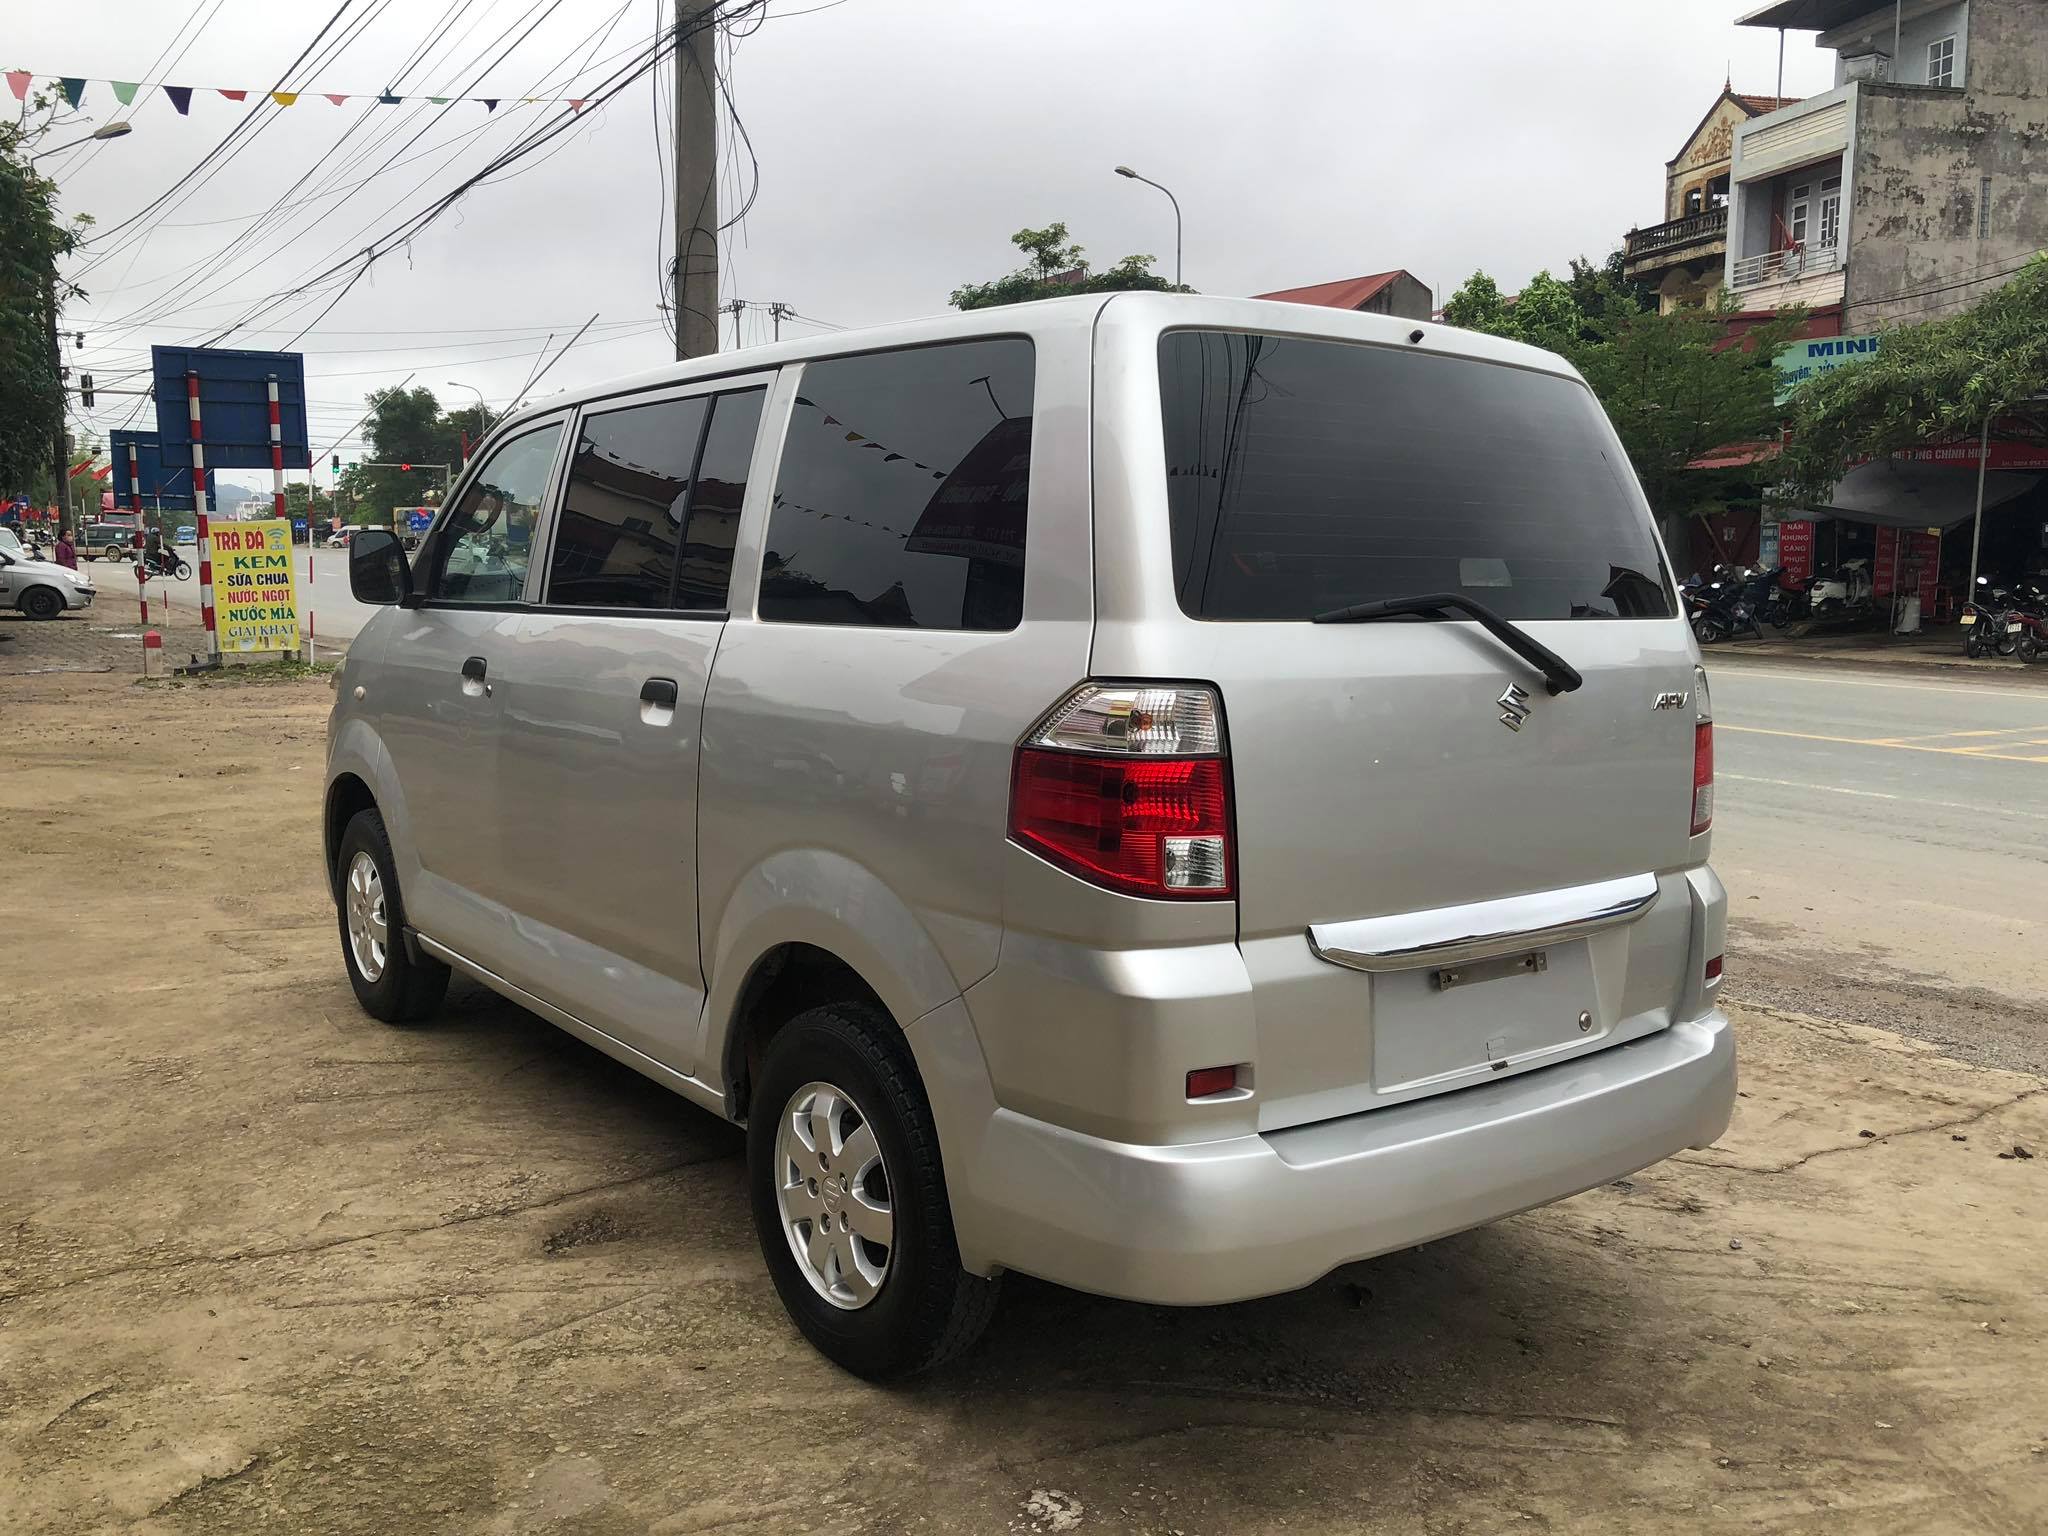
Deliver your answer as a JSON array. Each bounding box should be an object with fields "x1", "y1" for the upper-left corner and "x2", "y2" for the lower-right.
[{"x1": 350, "y1": 528, "x2": 412, "y2": 605}]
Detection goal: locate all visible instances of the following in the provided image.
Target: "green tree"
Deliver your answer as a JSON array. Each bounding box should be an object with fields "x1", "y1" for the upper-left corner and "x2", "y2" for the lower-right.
[
  {"x1": 1440, "y1": 269, "x2": 1801, "y2": 526},
  {"x1": 950, "y1": 221, "x2": 1188, "y2": 310},
  {"x1": 0, "y1": 91, "x2": 91, "y2": 519},
  {"x1": 1581, "y1": 292, "x2": 1802, "y2": 524},
  {"x1": 1778, "y1": 254, "x2": 2048, "y2": 506},
  {"x1": 361, "y1": 385, "x2": 461, "y2": 517}
]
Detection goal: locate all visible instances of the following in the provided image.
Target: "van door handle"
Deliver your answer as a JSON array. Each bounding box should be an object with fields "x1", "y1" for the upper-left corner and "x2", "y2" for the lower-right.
[
  {"x1": 461, "y1": 655, "x2": 487, "y2": 681},
  {"x1": 640, "y1": 676, "x2": 679, "y2": 709}
]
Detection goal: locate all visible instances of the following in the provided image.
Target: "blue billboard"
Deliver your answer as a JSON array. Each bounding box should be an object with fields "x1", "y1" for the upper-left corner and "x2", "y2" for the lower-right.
[
  {"x1": 109, "y1": 430, "x2": 198, "y2": 511},
  {"x1": 151, "y1": 346, "x2": 311, "y2": 472}
]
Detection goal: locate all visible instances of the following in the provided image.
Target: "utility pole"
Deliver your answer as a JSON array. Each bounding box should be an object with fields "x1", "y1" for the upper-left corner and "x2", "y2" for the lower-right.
[
  {"x1": 45, "y1": 275, "x2": 70, "y2": 530},
  {"x1": 724, "y1": 297, "x2": 746, "y2": 348},
  {"x1": 674, "y1": 0, "x2": 720, "y2": 360},
  {"x1": 768, "y1": 300, "x2": 792, "y2": 341}
]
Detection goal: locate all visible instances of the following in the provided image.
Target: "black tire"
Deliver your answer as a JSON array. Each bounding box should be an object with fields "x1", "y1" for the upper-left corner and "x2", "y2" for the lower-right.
[
  {"x1": 103, "y1": 544, "x2": 125, "y2": 563},
  {"x1": 1691, "y1": 614, "x2": 1726, "y2": 645},
  {"x1": 174, "y1": 558, "x2": 192, "y2": 581},
  {"x1": 2018, "y1": 632, "x2": 2042, "y2": 664},
  {"x1": 748, "y1": 1001, "x2": 998, "y2": 1378},
  {"x1": 18, "y1": 586, "x2": 64, "y2": 620},
  {"x1": 1966, "y1": 627, "x2": 1991, "y2": 658},
  {"x1": 334, "y1": 807, "x2": 449, "y2": 1024}
]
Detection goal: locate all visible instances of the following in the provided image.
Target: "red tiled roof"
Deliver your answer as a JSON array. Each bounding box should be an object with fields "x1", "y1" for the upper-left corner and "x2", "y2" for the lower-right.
[
  {"x1": 1732, "y1": 92, "x2": 1803, "y2": 116},
  {"x1": 1253, "y1": 271, "x2": 1406, "y2": 310}
]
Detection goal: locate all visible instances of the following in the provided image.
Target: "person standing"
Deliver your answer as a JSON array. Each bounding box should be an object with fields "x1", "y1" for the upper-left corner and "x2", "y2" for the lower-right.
[{"x1": 53, "y1": 527, "x2": 78, "y2": 569}]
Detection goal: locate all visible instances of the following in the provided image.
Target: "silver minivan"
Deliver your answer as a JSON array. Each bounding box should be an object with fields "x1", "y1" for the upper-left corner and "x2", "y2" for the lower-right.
[{"x1": 326, "y1": 294, "x2": 1732, "y2": 1377}]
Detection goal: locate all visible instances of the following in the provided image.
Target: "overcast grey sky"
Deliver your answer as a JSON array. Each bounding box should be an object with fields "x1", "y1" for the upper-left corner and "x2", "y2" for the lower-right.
[{"x1": 18, "y1": 0, "x2": 1835, "y2": 486}]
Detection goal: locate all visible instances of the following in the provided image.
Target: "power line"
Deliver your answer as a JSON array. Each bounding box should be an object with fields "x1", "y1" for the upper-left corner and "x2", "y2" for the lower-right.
[{"x1": 73, "y1": 0, "x2": 369, "y2": 268}]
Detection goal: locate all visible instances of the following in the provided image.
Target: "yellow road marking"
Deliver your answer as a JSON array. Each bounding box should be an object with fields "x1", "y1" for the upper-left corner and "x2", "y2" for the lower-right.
[
  {"x1": 1872, "y1": 725, "x2": 2048, "y2": 743},
  {"x1": 1719, "y1": 722, "x2": 2048, "y2": 764},
  {"x1": 1712, "y1": 665, "x2": 2048, "y2": 700}
]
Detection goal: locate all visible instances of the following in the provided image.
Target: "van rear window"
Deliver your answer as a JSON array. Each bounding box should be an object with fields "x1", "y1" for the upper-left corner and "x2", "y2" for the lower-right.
[{"x1": 1158, "y1": 331, "x2": 1674, "y2": 621}]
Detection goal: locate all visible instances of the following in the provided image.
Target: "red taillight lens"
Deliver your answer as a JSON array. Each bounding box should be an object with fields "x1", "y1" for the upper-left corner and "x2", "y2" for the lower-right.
[
  {"x1": 1691, "y1": 720, "x2": 1714, "y2": 836},
  {"x1": 1186, "y1": 1065, "x2": 1239, "y2": 1099},
  {"x1": 1010, "y1": 748, "x2": 1232, "y2": 898},
  {"x1": 1705, "y1": 954, "x2": 1724, "y2": 983}
]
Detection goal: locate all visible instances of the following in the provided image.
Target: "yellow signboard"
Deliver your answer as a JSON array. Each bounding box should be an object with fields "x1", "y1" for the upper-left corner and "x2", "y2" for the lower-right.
[{"x1": 209, "y1": 518, "x2": 301, "y2": 653}]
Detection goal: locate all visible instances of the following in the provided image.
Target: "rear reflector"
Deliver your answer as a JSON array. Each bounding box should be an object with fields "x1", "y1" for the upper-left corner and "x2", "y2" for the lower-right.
[
  {"x1": 1705, "y1": 954, "x2": 1724, "y2": 983},
  {"x1": 1691, "y1": 720, "x2": 1714, "y2": 836},
  {"x1": 1186, "y1": 1066, "x2": 1238, "y2": 1099},
  {"x1": 1010, "y1": 749, "x2": 1231, "y2": 897}
]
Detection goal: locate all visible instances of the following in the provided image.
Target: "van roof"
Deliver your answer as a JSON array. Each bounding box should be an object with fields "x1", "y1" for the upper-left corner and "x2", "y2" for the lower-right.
[{"x1": 483, "y1": 292, "x2": 1583, "y2": 444}]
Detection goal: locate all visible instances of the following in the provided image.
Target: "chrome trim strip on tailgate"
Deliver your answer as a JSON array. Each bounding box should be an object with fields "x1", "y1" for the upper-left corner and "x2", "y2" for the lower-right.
[{"x1": 1306, "y1": 872, "x2": 1660, "y2": 974}]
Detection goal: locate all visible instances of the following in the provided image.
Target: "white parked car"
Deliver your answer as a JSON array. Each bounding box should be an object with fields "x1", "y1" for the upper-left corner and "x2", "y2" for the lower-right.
[{"x1": 0, "y1": 544, "x2": 96, "y2": 618}]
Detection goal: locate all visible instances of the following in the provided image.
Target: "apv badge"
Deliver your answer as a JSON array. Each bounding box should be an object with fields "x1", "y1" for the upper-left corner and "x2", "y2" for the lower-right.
[
  {"x1": 1652, "y1": 690, "x2": 1689, "y2": 711},
  {"x1": 1497, "y1": 683, "x2": 1532, "y2": 732}
]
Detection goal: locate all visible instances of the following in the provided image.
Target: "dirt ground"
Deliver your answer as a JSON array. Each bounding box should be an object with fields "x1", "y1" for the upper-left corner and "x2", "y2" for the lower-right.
[{"x1": 3, "y1": 675, "x2": 2045, "y2": 1535}]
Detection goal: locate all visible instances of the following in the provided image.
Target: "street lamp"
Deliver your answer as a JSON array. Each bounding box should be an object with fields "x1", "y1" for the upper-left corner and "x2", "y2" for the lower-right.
[
  {"x1": 445, "y1": 380, "x2": 490, "y2": 449},
  {"x1": 1114, "y1": 164, "x2": 1182, "y2": 289},
  {"x1": 30, "y1": 122, "x2": 133, "y2": 161}
]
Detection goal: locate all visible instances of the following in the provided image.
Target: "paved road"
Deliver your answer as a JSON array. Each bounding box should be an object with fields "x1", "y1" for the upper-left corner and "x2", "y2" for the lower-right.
[{"x1": 1711, "y1": 655, "x2": 2048, "y2": 1072}]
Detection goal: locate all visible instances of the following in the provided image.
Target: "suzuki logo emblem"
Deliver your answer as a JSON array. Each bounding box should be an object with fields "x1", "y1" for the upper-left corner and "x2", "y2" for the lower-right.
[{"x1": 1497, "y1": 683, "x2": 1532, "y2": 732}]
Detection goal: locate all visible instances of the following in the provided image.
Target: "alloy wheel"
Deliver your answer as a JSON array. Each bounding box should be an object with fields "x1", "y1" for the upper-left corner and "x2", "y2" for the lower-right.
[
  {"x1": 773, "y1": 1080, "x2": 894, "y2": 1309},
  {"x1": 344, "y1": 851, "x2": 388, "y2": 982}
]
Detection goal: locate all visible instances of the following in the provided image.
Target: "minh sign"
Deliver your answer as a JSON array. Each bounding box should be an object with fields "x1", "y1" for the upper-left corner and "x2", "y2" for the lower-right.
[{"x1": 1774, "y1": 334, "x2": 1881, "y2": 403}]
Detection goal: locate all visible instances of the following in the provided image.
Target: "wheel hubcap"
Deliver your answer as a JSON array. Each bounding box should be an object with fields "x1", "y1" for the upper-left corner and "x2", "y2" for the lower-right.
[
  {"x1": 344, "y1": 851, "x2": 389, "y2": 983},
  {"x1": 774, "y1": 1081, "x2": 892, "y2": 1310}
]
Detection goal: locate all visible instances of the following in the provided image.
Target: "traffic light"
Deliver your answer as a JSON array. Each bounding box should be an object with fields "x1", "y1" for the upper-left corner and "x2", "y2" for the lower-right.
[
  {"x1": 332, "y1": 454, "x2": 341, "y2": 474},
  {"x1": 79, "y1": 373, "x2": 94, "y2": 408}
]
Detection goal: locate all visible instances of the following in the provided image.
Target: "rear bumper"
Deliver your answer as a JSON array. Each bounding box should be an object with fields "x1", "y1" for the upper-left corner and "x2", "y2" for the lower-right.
[{"x1": 958, "y1": 1009, "x2": 1734, "y2": 1306}]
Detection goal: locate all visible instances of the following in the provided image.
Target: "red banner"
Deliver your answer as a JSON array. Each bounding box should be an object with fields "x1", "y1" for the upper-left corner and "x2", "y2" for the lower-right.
[{"x1": 1777, "y1": 520, "x2": 1815, "y2": 585}]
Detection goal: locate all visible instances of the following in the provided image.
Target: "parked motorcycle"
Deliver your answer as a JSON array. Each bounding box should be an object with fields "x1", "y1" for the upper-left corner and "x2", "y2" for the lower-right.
[
  {"x1": 1683, "y1": 567, "x2": 1758, "y2": 644},
  {"x1": 1804, "y1": 558, "x2": 1875, "y2": 619}
]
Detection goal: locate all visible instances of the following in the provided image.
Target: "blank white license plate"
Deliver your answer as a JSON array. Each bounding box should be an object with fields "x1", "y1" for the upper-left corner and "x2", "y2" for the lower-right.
[
  {"x1": 1371, "y1": 941, "x2": 1600, "y2": 1093},
  {"x1": 2009, "y1": 622, "x2": 2025, "y2": 634},
  {"x1": 1960, "y1": 612, "x2": 1977, "y2": 625}
]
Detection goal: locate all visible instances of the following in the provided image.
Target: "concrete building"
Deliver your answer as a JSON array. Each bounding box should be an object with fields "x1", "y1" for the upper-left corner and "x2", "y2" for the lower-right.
[
  {"x1": 1252, "y1": 271, "x2": 1434, "y2": 321},
  {"x1": 1622, "y1": 87, "x2": 1802, "y2": 312},
  {"x1": 1727, "y1": 0, "x2": 2046, "y2": 329}
]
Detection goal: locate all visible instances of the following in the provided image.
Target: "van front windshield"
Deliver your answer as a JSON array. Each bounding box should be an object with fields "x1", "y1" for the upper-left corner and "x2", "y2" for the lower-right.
[{"x1": 1158, "y1": 330, "x2": 1675, "y2": 622}]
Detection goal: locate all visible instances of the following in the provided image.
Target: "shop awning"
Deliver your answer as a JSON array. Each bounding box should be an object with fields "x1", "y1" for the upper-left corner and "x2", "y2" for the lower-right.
[{"x1": 1783, "y1": 458, "x2": 2043, "y2": 530}]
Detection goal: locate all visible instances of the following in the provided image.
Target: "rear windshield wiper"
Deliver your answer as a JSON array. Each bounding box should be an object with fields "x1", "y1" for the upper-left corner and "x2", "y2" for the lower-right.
[{"x1": 1312, "y1": 592, "x2": 1584, "y2": 696}]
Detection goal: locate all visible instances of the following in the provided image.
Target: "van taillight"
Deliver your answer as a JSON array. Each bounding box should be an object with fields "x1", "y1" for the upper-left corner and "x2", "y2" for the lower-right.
[
  {"x1": 1691, "y1": 665, "x2": 1713, "y2": 837},
  {"x1": 1691, "y1": 722, "x2": 1714, "y2": 836},
  {"x1": 1008, "y1": 683, "x2": 1233, "y2": 899}
]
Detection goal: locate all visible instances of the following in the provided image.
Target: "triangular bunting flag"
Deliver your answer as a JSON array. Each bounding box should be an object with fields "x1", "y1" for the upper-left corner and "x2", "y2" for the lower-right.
[
  {"x1": 325, "y1": 93, "x2": 348, "y2": 105},
  {"x1": 271, "y1": 91, "x2": 299, "y2": 106},
  {"x1": 428, "y1": 96, "x2": 449, "y2": 105},
  {"x1": 378, "y1": 93, "x2": 401, "y2": 105},
  {"x1": 883, "y1": 454, "x2": 903, "y2": 463},
  {"x1": 822, "y1": 415, "x2": 840, "y2": 426},
  {"x1": 5, "y1": 71, "x2": 28, "y2": 101},
  {"x1": 480, "y1": 98, "x2": 498, "y2": 111},
  {"x1": 795, "y1": 396, "x2": 815, "y2": 408},
  {"x1": 165, "y1": 85, "x2": 192, "y2": 114},
  {"x1": 844, "y1": 433, "x2": 865, "y2": 442},
  {"x1": 111, "y1": 81, "x2": 140, "y2": 105},
  {"x1": 219, "y1": 89, "x2": 248, "y2": 102},
  {"x1": 569, "y1": 98, "x2": 586, "y2": 112},
  {"x1": 60, "y1": 77, "x2": 86, "y2": 109}
]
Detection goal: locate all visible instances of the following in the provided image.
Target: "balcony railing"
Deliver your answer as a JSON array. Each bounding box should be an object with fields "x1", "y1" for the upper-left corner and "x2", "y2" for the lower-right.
[
  {"x1": 1625, "y1": 208, "x2": 1728, "y2": 261},
  {"x1": 1731, "y1": 242, "x2": 1842, "y2": 289}
]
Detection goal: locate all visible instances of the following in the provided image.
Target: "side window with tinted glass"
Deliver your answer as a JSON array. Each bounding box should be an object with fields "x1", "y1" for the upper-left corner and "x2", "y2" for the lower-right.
[
  {"x1": 759, "y1": 339, "x2": 1033, "y2": 631},
  {"x1": 428, "y1": 424, "x2": 563, "y2": 605},
  {"x1": 546, "y1": 389, "x2": 764, "y2": 611}
]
